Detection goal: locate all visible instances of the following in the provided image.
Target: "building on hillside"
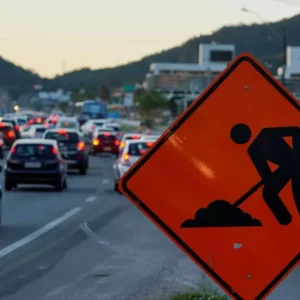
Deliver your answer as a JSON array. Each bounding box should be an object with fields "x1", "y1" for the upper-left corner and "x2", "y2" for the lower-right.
[
  {"x1": 145, "y1": 43, "x2": 235, "y2": 115},
  {"x1": 277, "y1": 46, "x2": 300, "y2": 99}
]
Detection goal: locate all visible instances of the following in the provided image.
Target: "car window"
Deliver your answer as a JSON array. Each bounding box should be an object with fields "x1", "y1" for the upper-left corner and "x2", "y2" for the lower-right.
[
  {"x1": 17, "y1": 118, "x2": 27, "y2": 125},
  {"x1": 11, "y1": 144, "x2": 56, "y2": 159},
  {"x1": 97, "y1": 134, "x2": 116, "y2": 141},
  {"x1": 2, "y1": 119, "x2": 16, "y2": 126},
  {"x1": 59, "y1": 120, "x2": 77, "y2": 128},
  {"x1": 45, "y1": 131, "x2": 79, "y2": 142},
  {"x1": 128, "y1": 142, "x2": 152, "y2": 156},
  {"x1": 36, "y1": 128, "x2": 47, "y2": 133}
]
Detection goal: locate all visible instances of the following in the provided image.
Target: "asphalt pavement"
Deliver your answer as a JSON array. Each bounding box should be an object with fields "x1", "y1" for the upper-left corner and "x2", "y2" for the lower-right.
[
  {"x1": 0, "y1": 151, "x2": 299, "y2": 300},
  {"x1": 0, "y1": 154, "x2": 204, "y2": 300}
]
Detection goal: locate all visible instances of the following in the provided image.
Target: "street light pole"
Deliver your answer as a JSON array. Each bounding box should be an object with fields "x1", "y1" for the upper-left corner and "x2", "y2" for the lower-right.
[{"x1": 241, "y1": 7, "x2": 286, "y2": 86}]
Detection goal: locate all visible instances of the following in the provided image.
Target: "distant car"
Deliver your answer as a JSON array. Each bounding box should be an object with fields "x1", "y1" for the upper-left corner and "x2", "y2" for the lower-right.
[
  {"x1": 105, "y1": 122, "x2": 121, "y2": 132},
  {"x1": 113, "y1": 139, "x2": 154, "y2": 192},
  {"x1": 91, "y1": 131, "x2": 120, "y2": 156},
  {"x1": 0, "y1": 122, "x2": 17, "y2": 147},
  {"x1": 4, "y1": 139, "x2": 67, "y2": 191},
  {"x1": 21, "y1": 124, "x2": 49, "y2": 139},
  {"x1": 45, "y1": 115, "x2": 61, "y2": 128},
  {"x1": 43, "y1": 128, "x2": 88, "y2": 175},
  {"x1": 0, "y1": 133, "x2": 4, "y2": 159},
  {"x1": 1, "y1": 117, "x2": 21, "y2": 139},
  {"x1": 81, "y1": 119, "x2": 110, "y2": 136},
  {"x1": 118, "y1": 133, "x2": 144, "y2": 155},
  {"x1": 56, "y1": 117, "x2": 80, "y2": 130}
]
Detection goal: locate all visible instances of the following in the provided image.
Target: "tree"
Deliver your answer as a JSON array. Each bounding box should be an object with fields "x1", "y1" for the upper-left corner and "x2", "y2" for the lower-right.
[
  {"x1": 98, "y1": 85, "x2": 110, "y2": 100},
  {"x1": 136, "y1": 91, "x2": 168, "y2": 126}
]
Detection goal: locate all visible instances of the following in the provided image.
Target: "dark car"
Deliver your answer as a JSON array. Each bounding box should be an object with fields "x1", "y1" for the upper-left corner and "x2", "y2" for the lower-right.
[
  {"x1": 4, "y1": 139, "x2": 67, "y2": 191},
  {"x1": 2, "y1": 118, "x2": 21, "y2": 139},
  {"x1": 92, "y1": 131, "x2": 119, "y2": 156},
  {"x1": 0, "y1": 122, "x2": 17, "y2": 147},
  {"x1": 0, "y1": 133, "x2": 4, "y2": 159},
  {"x1": 43, "y1": 129, "x2": 89, "y2": 175}
]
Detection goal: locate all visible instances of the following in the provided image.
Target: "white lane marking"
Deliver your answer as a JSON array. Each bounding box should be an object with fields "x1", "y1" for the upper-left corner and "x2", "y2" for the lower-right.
[
  {"x1": 102, "y1": 179, "x2": 110, "y2": 185},
  {"x1": 0, "y1": 207, "x2": 82, "y2": 259},
  {"x1": 85, "y1": 196, "x2": 97, "y2": 203},
  {"x1": 79, "y1": 222, "x2": 96, "y2": 236}
]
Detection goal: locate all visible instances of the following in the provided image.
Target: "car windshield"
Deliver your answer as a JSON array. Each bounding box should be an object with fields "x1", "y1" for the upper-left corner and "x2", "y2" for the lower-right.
[
  {"x1": 45, "y1": 131, "x2": 79, "y2": 142},
  {"x1": 94, "y1": 121, "x2": 106, "y2": 127},
  {"x1": 58, "y1": 120, "x2": 77, "y2": 128},
  {"x1": 17, "y1": 118, "x2": 27, "y2": 125},
  {"x1": 98, "y1": 134, "x2": 116, "y2": 141},
  {"x1": 2, "y1": 119, "x2": 16, "y2": 126},
  {"x1": 128, "y1": 142, "x2": 152, "y2": 156},
  {"x1": 36, "y1": 127, "x2": 47, "y2": 133},
  {"x1": 11, "y1": 144, "x2": 56, "y2": 159}
]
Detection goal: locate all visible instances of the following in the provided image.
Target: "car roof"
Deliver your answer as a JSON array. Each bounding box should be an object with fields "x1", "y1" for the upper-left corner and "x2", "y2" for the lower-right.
[
  {"x1": 58, "y1": 117, "x2": 78, "y2": 121},
  {"x1": 14, "y1": 139, "x2": 57, "y2": 145}
]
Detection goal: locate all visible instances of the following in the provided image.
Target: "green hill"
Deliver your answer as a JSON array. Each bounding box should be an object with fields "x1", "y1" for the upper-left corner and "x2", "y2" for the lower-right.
[
  {"x1": 1, "y1": 13, "x2": 300, "y2": 95},
  {"x1": 50, "y1": 14, "x2": 300, "y2": 90}
]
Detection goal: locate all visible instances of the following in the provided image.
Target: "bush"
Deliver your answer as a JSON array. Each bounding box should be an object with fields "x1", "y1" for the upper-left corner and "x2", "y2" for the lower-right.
[{"x1": 172, "y1": 293, "x2": 228, "y2": 300}]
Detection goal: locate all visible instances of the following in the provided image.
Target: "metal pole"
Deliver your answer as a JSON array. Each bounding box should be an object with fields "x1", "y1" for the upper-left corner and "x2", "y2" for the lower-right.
[{"x1": 281, "y1": 28, "x2": 287, "y2": 87}]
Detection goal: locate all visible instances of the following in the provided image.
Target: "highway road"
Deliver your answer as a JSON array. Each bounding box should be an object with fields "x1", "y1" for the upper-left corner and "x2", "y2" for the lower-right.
[
  {"x1": 0, "y1": 152, "x2": 299, "y2": 300},
  {"x1": 0, "y1": 154, "x2": 204, "y2": 300}
]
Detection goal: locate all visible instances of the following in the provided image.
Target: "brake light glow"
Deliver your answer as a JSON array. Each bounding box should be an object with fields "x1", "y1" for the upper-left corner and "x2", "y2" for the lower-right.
[
  {"x1": 146, "y1": 142, "x2": 153, "y2": 147},
  {"x1": 8, "y1": 131, "x2": 15, "y2": 138},
  {"x1": 0, "y1": 140, "x2": 3, "y2": 146},
  {"x1": 104, "y1": 132, "x2": 110, "y2": 136},
  {"x1": 14, "y1": 125, "x2": 20, "y2": 131},
  {"x1": 10, "y1": 146, "x2": 16, "y2": 153},
  {"x1": 52, "y1": 147, "x2": 57, "y2": 155},
  {"x1": 120, "y1": 141, "x2": 125, "y2": 148},
  {"x1": 132, "y1": 135, "x2": 140, "y2": 140},
  {"x1": 77, "y1": 141, "x2": 85, "y2": 151},
  {"x1": 57, "y1": 129, "x2": 66, "y2": 134},
  {"x1": 93, "y1": 139, "x2": 100, "y2": 146},
  {"x1": 122, "y1": 153, "x2": 131, "y2": 166},
  {"x1": 91, "y1": 125, "x2": 95, "y2": 130},
  {"x1": 115, "y1": 140, "x2": 120, "y2": 146},
  {"x1": 37, "y1": 118, "x2": 42, "y2": 123},
  {"x1": 0, "y1": 123, "x2": 5, "y2": 127},
  {"x1": 29, "y1": 119, "x2": 34, "y2": 124}
]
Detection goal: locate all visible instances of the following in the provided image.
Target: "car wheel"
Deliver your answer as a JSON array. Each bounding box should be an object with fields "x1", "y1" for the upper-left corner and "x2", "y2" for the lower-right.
[
  {"x1": 63, "y1": 178, "x2": 68, "y2": 190},
  {"x1": 114, "y1": 181, "x2": 120, "y2": 193},
  {"x1": 5, "y1": 180, "x2": 13, "y2": 191},
  {"x1": 79, "y1": 167, "x2": 87, "y2": 175},
  {"x1": 55, "y1": 178, "x2": 63, "y2": 191}
]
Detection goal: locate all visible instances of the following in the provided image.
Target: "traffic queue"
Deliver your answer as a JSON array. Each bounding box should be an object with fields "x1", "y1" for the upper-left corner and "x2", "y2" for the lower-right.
[{"x1": 0, "y1": 110, "x2": 159, "y2": 194}]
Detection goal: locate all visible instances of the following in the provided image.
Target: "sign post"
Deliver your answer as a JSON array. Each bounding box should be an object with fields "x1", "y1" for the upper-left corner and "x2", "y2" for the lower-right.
[{"x1": 119, "y1": 54, "x2": 300, "y2": 300}]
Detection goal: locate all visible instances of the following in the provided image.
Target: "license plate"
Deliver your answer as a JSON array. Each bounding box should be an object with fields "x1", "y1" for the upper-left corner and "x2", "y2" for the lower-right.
[
  {"x1": 66, "y1": 160, "x2": 77, "y2": 165},
  {"x1": 25, "y1": 162, "x2": 41, "y2": 168},
  {"x1": 103, "y1": 147, "x2": 112, "y2": 151}
]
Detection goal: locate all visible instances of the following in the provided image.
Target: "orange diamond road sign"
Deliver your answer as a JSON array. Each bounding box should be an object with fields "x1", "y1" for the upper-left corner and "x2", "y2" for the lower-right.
[{"x1": 119, "y1": 54, "x2": 300, "y2": 300}]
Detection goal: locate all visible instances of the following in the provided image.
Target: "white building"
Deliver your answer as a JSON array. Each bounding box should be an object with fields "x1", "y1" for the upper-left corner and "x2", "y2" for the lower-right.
[{"x1": 278, "y1": 46, "x2": 300, "y2": 79}]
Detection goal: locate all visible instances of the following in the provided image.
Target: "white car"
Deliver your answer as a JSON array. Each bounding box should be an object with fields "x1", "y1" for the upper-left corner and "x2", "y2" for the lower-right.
[
  {"x1": 93, "y1": 126, "x2": 115, "y2": 137},
  {"x1": 113, "y1": 139, "x2": 155, "y2": 192},
  {"x1": 118, "y1": 133, "x2": 144, "y2": 154},
  {"x1": 56, "y1": 117, "x2": 80, "y2": 130},
  {"x1": 80, "y1": 119, "x2": 110, "y2": 136},
  {"x1": 21, "y1": 124, "x2": 49, "y2": 139}
]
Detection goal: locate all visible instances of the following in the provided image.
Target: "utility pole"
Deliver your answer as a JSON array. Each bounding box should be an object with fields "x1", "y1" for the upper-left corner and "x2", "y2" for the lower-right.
[{"x1": 281, "y1": 28, "x2": 287, "y2": 87}]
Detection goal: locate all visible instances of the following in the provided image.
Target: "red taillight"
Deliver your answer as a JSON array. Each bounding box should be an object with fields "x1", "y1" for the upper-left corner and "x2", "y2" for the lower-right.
[
  {"x1": 0, "y1": 123, "x2": 5, "y2": 127},
  {"x1": 52, "y1": 147, "x2": 57, "y2": 155},
  {"x1": 146, "y1": 142, "x2": 153, "y2": 147},
  {"x1": 51, "y1": 119, "x2": 58, "y2": 124},
  {"x1": 8, "y1": 131, "x2": 15, "y2": 138},
  {"x1": 122, "y1": 153, "x2": 131, "y2": 166},
  {"x1": 29, "y1": 119, "x2": 34, "y2": 124},
  {"x1": 0, "y1": 140, "x2": 3, "y2": 146},
  {"x1": 37, "y1": 118, "x2": 42, "y2": 123},
  {"x1": 93, "y1": 139, "x2": 100, "y2": 146},
  {"x1": 77, "y1": 141, "x2": 85, "y2": 151},
  {"x1": 132, "y1": 135, "x2": 140, "y2": 140},
  {"x1": 57, "y1": 129, "x2": 66, "y2": 134},
  {"x1": 10, "y1": 146, "x2": 16, "y2": 153},
  {"x1": 115, "y1": 140, "x2": 120, "y2": 146},
  {"x1": 104, "y1": 132, "x2": 110, "y2": 136},
  {"x1": 14, "y1": 125, "x2": 20, "y2": 131},
  {"x1": 91, "y1": 125, "x2": 95, "y2": 130}
]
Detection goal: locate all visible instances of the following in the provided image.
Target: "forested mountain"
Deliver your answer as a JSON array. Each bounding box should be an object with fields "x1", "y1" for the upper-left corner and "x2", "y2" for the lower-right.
[{"x1": 1, "y1": 13, "x2": 300, "y2": 94}]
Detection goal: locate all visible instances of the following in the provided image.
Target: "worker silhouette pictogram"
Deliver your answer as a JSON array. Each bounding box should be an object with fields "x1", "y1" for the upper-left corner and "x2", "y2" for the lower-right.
[{"x1": 231, "y1": 123, "x2": 300, "y2": 226}]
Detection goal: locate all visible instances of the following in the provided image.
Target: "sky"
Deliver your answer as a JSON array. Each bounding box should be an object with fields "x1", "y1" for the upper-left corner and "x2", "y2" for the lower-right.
[{"x1": 0, "y1": 0, "x2": 298, "y2": 78}]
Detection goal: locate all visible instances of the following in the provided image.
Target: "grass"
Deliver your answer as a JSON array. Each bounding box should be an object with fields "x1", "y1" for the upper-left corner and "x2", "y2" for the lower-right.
[
  {"x1": 172, "y1": 293, "x2": 228, "y2": 300},
  {"x1": 120, "y1": 124, "x2": 137, "y2": 133}
]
